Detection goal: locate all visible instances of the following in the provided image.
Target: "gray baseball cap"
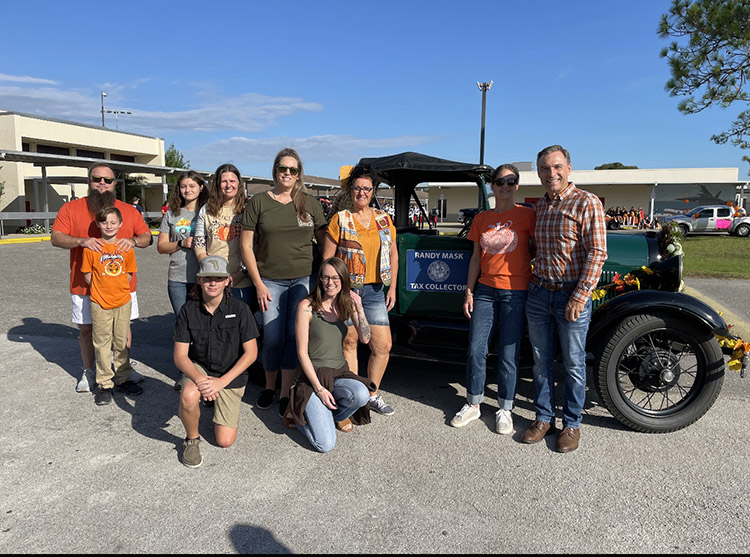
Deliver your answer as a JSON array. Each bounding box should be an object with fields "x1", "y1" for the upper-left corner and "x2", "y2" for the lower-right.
[{"x1": 196, "y1": 255, "x2": 230, "y2": 278}]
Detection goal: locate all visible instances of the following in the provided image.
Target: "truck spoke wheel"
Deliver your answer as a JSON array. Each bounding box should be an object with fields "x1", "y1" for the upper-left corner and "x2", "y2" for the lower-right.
[{"x1": 593, "y1": 314, "x2": 724, "y2": 433}]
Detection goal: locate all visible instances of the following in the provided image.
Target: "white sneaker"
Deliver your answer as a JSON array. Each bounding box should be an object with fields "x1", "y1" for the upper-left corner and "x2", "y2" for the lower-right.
[
  {"x1": 495, "y1": 409, "x2": 513, "y2": 435},
  {"x1": 450, "y1": 403, "x2": 480, "y2": 428},
  {"x1": 76, "y1": 368, "x2": 93, "y2": 393},
  {"x1": 130, "y1": 369, "x2": 145, "y2": 384}
]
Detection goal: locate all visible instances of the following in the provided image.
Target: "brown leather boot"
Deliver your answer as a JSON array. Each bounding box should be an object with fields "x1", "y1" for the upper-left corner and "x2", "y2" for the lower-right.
[
  {"x1": 556, "y1": 427, "x2": 580, "y2": 453},
  {"x1": 521, "y1": 419, "x2": 556, "y2": 444}
]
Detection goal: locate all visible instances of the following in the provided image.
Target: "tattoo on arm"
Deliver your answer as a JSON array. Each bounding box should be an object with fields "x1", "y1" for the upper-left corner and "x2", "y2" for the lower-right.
[{"x1": 359, "y1": 312, "x2": 371, "y2": 341}]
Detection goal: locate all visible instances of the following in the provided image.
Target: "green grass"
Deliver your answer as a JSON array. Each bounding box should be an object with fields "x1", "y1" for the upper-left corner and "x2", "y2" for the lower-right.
[{"x1": 681, "y1": 235, "x2": 750, "y2": 278}]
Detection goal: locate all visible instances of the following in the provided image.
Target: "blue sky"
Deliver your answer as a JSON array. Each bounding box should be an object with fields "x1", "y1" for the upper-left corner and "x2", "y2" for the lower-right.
[{"x1": 2, "y1": 0, "x2": 747, "y2": 180}]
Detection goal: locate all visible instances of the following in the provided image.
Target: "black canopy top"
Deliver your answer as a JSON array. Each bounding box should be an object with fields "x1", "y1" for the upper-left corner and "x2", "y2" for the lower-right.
[{"x1": 358, "y1": 152, "x2": 494, "y2": 189}]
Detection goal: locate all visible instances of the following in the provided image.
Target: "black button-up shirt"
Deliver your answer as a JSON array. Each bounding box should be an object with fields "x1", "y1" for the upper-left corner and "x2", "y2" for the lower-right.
[{"x1": 173, "y1": 295, "x2": 259, "y2": 377}]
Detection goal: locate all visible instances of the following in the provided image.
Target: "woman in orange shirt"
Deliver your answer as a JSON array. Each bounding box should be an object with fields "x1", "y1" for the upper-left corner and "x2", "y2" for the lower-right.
[{"x1": 450, "y1": 164, "x2": 535, "y2": 435}]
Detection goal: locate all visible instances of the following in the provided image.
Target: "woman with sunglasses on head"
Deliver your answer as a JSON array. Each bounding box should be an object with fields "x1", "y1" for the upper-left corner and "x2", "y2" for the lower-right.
[
  {"x1": 240, "y1": 148, "x2": 327, "y2": 420},
  {"x1": 285, "y1": 257, "x2": 374, "y2": 452},
  {"x1": 322, "y1": 163, "x2": 398, "y2": 417},
  {"x1": 157, "y1": 171, "x2": 209, "y2": 315},
  {"x1": 450, "y1": 164, "x2": 535, "y2": 435},
  {"x1": 193, "y1": 164, "x2": 253, "y2": 305}
]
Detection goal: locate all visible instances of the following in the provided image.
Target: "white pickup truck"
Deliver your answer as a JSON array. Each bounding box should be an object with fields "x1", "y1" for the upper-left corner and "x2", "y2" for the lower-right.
[{"x1": 665, "y1": 205, "x2": 750, "y2": 237}]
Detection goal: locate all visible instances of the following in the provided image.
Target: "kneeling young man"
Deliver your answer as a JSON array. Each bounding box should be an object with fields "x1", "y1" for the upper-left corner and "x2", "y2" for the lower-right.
[{"x1": 173, "y1": 255, "x2": 259, "y2": 468}]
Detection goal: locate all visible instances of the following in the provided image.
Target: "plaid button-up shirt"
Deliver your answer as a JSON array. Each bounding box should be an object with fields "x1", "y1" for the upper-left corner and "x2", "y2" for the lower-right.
[{"x1": 534, "y1": 183, "x2": 607, "y2": 304}]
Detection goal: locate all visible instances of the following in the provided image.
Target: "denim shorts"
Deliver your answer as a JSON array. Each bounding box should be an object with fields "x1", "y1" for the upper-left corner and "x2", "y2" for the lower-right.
[{"x1": 348, "y1": 283, "x2": 391, "y2": 326}]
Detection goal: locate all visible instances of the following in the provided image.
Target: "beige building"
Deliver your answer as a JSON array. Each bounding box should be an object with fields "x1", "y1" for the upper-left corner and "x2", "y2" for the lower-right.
[
  {"x1": 425, "y1": 165, "x2": 748, "y2": 222},
  {"x1": 0, "y1": 110, "x2": 166, "y2": 220}
]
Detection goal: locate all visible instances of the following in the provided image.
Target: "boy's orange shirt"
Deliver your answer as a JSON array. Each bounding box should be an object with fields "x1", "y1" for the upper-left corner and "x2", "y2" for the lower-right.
[{"x1": 81, "y1": 243, "x2": 137, "y2": 309}]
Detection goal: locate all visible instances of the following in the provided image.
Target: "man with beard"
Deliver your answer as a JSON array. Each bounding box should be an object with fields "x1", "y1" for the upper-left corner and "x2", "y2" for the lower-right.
[{"x1": 52, "y1": 163, "x2": 153, "y2": 393}]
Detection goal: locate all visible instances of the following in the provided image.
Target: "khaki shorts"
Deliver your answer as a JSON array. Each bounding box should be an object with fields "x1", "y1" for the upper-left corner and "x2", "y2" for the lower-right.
[{"x1": 181, "y1": 362, "x2": 248, "y2": 429}]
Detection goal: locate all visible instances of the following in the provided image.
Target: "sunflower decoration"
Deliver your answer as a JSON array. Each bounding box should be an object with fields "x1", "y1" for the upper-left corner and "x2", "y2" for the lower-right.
[
  {"x1": 591, "y1": 266, "x2": 656, "y2": 301},
  {"x1": 715, "y1": 327, "x2": 749, "y2": 377}
]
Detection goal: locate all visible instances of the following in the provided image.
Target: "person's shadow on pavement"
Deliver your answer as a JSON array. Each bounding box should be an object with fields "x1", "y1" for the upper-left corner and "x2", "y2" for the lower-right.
[{"x1": 7, "y1": 317, "x2": 82, "y2": 382}]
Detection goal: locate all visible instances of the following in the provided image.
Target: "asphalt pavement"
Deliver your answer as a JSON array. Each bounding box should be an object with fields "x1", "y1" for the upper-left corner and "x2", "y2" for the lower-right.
[{"x1": 0, "y1": 235, "x2": 748, "y2": 554}]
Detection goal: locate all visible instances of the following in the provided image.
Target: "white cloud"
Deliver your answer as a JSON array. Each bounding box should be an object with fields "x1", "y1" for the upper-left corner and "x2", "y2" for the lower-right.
[
  {"x1": 0, "y1": 82, "x2": 322, "y2": 133},
  {"x1": 0, "y1": 85, "x2": 97, "y2": 120},
  {"x1": 0, "y1": 73, "x2": 59, "y2": 85},
  {"x1": 125, "y1": 94, "x2": 323, "y2": 133},
  {"x1": 190, "y1": 134, "x2": 443, "y2": 165}
]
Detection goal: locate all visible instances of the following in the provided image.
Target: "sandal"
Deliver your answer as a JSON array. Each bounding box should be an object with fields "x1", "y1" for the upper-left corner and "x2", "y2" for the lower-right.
[
  {"x1": 282, "y1": 411, "x2": 296, "y2": 429},
  {"x1": 336, "y1": 418, "x2": 353, "y2": 433}
]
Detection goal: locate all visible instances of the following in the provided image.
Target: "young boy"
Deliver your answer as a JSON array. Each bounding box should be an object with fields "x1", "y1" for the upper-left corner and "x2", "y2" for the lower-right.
[
  {"x1": 173, "y1": 255, "x2": 259, "y2": 468},
  {"x1": 81, "y1": 206, "x2": 143, "y2": 406}
]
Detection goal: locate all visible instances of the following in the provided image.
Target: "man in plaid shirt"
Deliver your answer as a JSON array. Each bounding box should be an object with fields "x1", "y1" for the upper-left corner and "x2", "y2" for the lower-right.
[{"x1": 521, "y1": 145, "x2": 607, "y2": 453}]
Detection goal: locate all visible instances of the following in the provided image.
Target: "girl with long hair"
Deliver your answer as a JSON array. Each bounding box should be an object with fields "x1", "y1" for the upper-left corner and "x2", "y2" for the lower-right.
[
  {"x1": 194, "y1": 163, "x2": 253, "y2": 304},
  {"x1": 286, "y1": 257, "x2": 372, "y2": 452},
  {"x1": 157, "y1": 170, "x2": 209, "y2": 314}
]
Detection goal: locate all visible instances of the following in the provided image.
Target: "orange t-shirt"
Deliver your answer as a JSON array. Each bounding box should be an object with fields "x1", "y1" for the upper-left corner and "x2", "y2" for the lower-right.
[
  {"x1": 51, "y1": 197, "x2": 149, "y2": 295},
  {"x1": 467, "y1": 205, "x2": 535, "y2": 290},
  {"x1": 81, "y1": 243, "x2": 137, "y2": 309},
  {"x1": 327, "y1": 211, "x2": 396, "y2": 285}
]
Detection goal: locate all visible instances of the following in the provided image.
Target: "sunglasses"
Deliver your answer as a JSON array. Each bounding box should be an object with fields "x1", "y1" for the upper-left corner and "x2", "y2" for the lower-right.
[
  {"x1": 277, "y1": 164, "x2": 300, "y2": 176},
  {"x1": 91, "y1": 176, "x2": 115, "y2": 184},
  {"x1": 492, "y1": 176, "x2": 518, "y2": 187},
  {"x1": 352, "y1": 186, "x2": 373, "y2": 194}
]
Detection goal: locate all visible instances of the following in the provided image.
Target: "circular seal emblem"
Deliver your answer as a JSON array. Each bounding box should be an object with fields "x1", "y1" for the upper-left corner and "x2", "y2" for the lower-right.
[{"x1": 427, "y1": 260, "x2": 450, "y2": 282}]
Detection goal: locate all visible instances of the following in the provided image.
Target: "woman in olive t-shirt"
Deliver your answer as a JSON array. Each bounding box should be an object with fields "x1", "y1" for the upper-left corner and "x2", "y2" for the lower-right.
[{"x1": 240, "y1": 148, "x2": 327, "y2": 420}]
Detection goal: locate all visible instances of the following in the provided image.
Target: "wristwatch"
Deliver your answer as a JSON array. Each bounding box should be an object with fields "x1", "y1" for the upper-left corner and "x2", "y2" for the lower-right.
[
  {"x1": 177, "y1": 240, "x2": 183, "y2": 248},
  {"x1": 241, "y1": 263, "x2": 249, "y2": 277}
]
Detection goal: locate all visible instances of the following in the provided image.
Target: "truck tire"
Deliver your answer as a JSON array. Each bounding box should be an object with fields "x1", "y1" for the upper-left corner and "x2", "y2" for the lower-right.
[
  {"x1": 734, "y1": 223, "x2": 750, "y2": 237},
  {"x1": 593, "y1": 313, "x2": 724, "y2": 433},
  {"x1": 677, "y1": 223, "x2": 690, "y2": 236}
]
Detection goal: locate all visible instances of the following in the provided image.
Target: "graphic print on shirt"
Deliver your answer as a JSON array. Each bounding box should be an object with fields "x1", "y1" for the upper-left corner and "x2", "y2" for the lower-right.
[
  {"x1": 174, "y1": 218, "x2": 193, "y2": 239},
  {"x1": 297, "y1": 211, "x2": 313, "y2": 227},
  {"x1": 479, "y1": 220, "x2": 517, "y2": 255},
  {"x1": 100, "y1": 252, "x2": 124, "y2": 276},
  {"x1": 207, "y1": 217, "x2": 241, "y2": 242}
]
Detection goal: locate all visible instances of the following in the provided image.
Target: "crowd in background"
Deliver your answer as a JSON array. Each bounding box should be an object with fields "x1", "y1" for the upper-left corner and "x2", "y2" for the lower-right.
[{"x1": 605, "y1": 206, "x2": 660, "y2": 229}]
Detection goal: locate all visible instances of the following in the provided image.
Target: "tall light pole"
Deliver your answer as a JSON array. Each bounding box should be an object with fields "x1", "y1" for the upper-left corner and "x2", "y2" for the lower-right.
[
  {"x1": 100, "y1": 92, "x2": 107, "y2": 127},
  {"x1": 476, "y1": 81, "x2": 493, "y2": 165}
]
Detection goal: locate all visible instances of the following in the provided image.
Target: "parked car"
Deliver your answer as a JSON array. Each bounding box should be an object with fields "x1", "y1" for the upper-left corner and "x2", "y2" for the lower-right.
[
  {"x1": 664, "y1": 205, "x2": 750, "y2": 237},
  {"x1": 358, "y1": 151, "x2": 746, "y2": 434},
  {"x1": 457, "y1": 207, "x2": 481, "y2": 223}
]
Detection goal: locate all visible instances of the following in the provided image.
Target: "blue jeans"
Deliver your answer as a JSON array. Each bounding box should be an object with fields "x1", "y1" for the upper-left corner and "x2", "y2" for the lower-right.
[
  {"x1": 260, "y1": 276, "x2": 312, "y2": 371},
  {"x1": 231, "y1": 285, "x2": 253, "y2": 306},
  {"x1": 525, "y1": 281, "x2": 592, "y2": 429},
  {"x1": 167, "y1": 280, "x2": 196, "y2": 315},
  {"x1": 466, "y1": 284, "x2": 527, "y2": 409},
  {"x1": 296, "y1": 378, "x2": 370, "y2": 453}
]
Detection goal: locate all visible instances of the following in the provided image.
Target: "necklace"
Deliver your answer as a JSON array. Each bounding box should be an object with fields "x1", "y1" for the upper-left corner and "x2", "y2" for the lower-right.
[{"x1": 354, "y1": 209, "x2": 373, "y2": 229}]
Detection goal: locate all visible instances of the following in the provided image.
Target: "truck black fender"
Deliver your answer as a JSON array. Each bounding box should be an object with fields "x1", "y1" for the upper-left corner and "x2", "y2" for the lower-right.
[{"x1": 587, "y1": 289, "x2": 729, "y2": 349}]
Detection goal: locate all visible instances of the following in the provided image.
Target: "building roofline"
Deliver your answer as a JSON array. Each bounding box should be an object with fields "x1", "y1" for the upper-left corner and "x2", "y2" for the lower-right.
[{"x1": 0, "y1": 109, "x2": 163, "y2": 141}]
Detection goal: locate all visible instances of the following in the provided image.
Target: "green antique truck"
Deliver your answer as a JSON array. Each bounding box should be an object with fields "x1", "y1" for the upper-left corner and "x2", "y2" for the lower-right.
[{"x1": 358, "y1": 151, "x2": 746, "y2": 434}]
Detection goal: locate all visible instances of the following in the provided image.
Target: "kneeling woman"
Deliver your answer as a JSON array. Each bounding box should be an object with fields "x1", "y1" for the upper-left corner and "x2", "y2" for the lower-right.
[{"x1": 287, "y1": 257, "x2": 374, "y2": 453}]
